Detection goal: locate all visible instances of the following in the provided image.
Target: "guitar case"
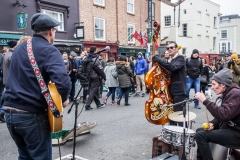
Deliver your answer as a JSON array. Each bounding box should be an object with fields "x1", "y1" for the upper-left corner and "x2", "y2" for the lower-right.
[{"x1": 52, "y1": 122, "x2": 98, "y2": 145}]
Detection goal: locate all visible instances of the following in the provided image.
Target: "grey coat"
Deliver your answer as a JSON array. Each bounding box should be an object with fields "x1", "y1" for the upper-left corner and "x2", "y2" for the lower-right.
[
  {"x1": 3, "y1": 49, "x2": 13, "y2": 85},
  {"x1": 104, "y1": 62, "x2": 119, "y2": 87},
  {"x1": 115, "y1": 61, "x2": 133, "y2": 88}
]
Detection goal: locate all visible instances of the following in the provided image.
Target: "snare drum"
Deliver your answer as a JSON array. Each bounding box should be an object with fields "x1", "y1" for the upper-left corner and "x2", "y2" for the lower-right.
[{"x1": 161, "y1": 125, "x2": 195, "y2": 147}]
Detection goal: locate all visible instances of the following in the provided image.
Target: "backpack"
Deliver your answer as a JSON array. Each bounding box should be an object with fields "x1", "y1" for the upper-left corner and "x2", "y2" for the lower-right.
[{"x1": 187, "y1": 57, "x2": 201, "y2": 64}]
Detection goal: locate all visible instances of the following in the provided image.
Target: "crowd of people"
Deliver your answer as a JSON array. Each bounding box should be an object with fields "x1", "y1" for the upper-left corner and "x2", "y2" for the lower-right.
[{"x1": 0, "y1": 13, "x2": 240, "y2": 160}]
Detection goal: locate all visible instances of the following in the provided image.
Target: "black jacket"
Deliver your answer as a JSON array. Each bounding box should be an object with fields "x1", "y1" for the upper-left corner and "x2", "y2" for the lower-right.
[
  {"x1": 200, "y1": 65, "x2": 210, "y2": 86},
  {"x1": 156, "y1": 54, "x2": 186, "y2": 96},
  {"x1": 84, "y1": 52, "x2": 106, "y2": 81},
  {"x1": 186, "y1": 57, "x2": 202, "y2": 79}
]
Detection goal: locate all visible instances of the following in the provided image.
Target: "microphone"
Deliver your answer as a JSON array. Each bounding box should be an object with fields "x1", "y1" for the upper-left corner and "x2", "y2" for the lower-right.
[{"x1": 95, "y1": 46, "x2": 110, "y2": 54}]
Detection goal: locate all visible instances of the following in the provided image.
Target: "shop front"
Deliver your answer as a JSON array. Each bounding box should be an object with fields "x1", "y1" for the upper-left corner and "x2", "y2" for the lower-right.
[
  {"x1": 0, "y1": 31, "x2": 26, "y2": 50},
  {"x1": 118, "y1": 46, "x2": 146, "y2": 58},
  {"x1": 53, "y1": 40, "x2": 83, "y2": 56},
  {"x1": 199, "y1": 53, "x2": 220, "y2": 65},
  {"x1": 83, "y1": 41, "x2": 118, "y2": 60}
]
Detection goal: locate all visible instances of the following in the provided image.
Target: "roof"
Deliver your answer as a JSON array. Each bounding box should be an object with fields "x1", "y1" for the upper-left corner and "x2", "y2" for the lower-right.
[{"x1": 220, "y1": 14, "x2": 240, "y2": 20}]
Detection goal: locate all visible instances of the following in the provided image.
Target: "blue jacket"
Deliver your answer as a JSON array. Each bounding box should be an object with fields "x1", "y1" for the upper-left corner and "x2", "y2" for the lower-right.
[
  {"x1": 134, "y1": 57, "x2": 147, "y2": 75},
  {"x1": 3, "y1": 35, "x2": 72, "y2": 113}
]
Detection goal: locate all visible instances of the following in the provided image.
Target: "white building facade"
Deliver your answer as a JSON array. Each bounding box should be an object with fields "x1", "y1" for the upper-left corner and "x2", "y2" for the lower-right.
[
  {"x1": 219, "y1": 15, "x2": 240, "y2": 54},
  {"x1": 160, "y1": 0, "x2": 220, "y2": 58}
]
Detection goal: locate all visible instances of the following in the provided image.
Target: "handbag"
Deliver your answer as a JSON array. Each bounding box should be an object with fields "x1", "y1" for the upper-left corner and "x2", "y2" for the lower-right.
[{"x1": 200, "y1": 75, "x2": 207, "y2": 83}]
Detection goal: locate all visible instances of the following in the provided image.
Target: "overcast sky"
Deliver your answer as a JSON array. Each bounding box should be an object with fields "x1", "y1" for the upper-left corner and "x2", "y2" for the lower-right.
[{"x1": 208, "y1": 0, "x2": 240, "y2": 16}]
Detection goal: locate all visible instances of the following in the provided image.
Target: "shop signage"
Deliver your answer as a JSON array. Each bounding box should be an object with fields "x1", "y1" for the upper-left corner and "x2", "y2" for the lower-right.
[
  {"x1": 0, "y1": 38, "x2": 18, "y2": 46},
  {"x1": 76, "y1": 26, "x2": 84, "y2": 39},
  {"x1": 17, "y1": 12, "x2": 27, "y2": 29}
]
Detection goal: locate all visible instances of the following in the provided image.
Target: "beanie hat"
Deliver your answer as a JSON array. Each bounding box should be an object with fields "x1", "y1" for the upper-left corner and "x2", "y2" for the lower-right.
[
  {"x1": 138, "y1": 52, "x2": 142, "y2": 56},
  {"x1": 118, "y1": 55, "x2": 127, "y2": 62},
  {"x1": 7, "y1": 40, "x2": 17, "y2": 48},
  {"x1": 192, "y1": 49, "x2": 199, "y2": 54},
  {"x1": 211, "y1": 68, "x2": 232, "y2": 86}
]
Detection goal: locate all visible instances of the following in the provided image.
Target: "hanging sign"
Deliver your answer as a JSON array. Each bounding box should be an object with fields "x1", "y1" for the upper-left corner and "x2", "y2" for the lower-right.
[{"x1": 17, "y1": 12, "x2": 27, "y2": 29}]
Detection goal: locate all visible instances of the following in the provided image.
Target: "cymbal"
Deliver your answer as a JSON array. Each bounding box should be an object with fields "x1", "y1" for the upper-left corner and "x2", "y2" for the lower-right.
[{"x1": 168, "y1": 111, "x2": 196, "y2": 122}]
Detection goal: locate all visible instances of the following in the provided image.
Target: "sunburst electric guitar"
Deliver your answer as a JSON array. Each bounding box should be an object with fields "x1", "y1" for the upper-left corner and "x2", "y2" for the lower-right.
[{"x1": 48, "y1": 82, "x2": 63, "y2": 133}]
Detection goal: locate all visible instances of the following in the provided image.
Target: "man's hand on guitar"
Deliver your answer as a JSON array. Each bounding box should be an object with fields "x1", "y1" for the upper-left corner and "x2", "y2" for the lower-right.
[
  {"x1": 63, "y1": 99, "x2": 69, "y2": 108},
  {"x1": 152, "y1": 55, "x2": 161, "y2": 63}
]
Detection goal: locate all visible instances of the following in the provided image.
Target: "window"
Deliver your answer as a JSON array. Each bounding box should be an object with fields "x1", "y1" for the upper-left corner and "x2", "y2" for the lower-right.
[
  {"x1": 213, "y1": 17, "x2": 216, "y2": 28},
  {"x1": 152, "y1": 2, "x2": 155, "y2": 20},
  {"x1": 127, "y1": 0, "x2": 134, "y2": 14},
  {"x1": 94, "y1": 0, "x2": 104, "y2": 6},
  {"x1": 182, "y1": 24, "x2": 187, "y2": 36},
  {"x1": 213, "y1": 37, "x2": 216, "y2": 50},
  {"x1": 183, "y1": 9, "x2": 187, "y2": 14},
  {"x1": 222, "y1": 42, "x2": 226, "y2": 52},
  {"x1": 206, "y1": 14, "x2": 210, "y2": 26},
  {"x1": 94, "y1": 17, "x2": 105, "y2": 40},
  {"x1": 182, "y1": 48, "x2": 186, "y2": 55},
  {"x1": 228, "y1": 42, "x2": 231, "y2": 52},
  {"x1": 41, "y1": 9, "x2": 64, "y2": 31},
  {"x1": 127, "y1": 24, "x2": 135, "y2": 43},
  {"x1": 165, "y1": 16, "x2": 171, "y2": 26},
  {"x1": 221, "y1": 30, "x2": 227, "y2": 38}
]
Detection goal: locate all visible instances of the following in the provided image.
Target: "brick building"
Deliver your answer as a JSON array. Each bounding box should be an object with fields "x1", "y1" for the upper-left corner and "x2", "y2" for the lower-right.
[{"x1": 79, "y1": 0, "x2": 161, "y2": 59}]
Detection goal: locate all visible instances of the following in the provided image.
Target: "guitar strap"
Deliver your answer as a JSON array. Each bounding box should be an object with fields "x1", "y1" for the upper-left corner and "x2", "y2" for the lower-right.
[{"x1": 26, "y1": 39, "x2": 61, "y2": 118}]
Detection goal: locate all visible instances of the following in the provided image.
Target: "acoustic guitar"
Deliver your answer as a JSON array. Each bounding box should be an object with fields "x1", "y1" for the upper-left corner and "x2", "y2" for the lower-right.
[{"x1": 48, "y1": 82, "x2": 63, "y2": 133}]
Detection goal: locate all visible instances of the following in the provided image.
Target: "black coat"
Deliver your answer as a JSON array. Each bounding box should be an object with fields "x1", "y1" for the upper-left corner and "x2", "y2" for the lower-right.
[
  {"x1": 157, "y1": 54, "x2": 186, "y2": 96},
  {"x1": 200, "y1": 65, "x2": 210, "y2": 87}
]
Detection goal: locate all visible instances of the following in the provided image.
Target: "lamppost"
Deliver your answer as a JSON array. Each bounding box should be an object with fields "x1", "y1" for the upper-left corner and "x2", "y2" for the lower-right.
[{"x1": 146, "y1": 0, "x2": 152, "y2": 57}]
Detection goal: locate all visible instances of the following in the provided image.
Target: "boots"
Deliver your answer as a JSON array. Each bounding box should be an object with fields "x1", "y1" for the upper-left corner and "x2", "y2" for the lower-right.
[{"x1": 117, "y1": 99, "x2": 121, "y2": 105}]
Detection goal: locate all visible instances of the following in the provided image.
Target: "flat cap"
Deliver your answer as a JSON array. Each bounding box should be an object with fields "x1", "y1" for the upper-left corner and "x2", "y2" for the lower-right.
[
  {"x1": 70, "y1": 51, "x2": 77, "y2": 57},
  {"x1": 31, "y1": 13, "x2": 60, "y2": 31}
]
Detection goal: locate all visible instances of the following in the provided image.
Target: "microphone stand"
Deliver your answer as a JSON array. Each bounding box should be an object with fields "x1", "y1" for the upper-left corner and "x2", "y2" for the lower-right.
[{"x1": 67, "y1": 50, "x2": 107, "y2": 160}]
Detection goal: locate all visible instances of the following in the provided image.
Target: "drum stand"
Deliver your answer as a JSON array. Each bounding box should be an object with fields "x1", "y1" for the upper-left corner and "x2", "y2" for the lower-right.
[{"x1": 166, "y1": 98, "x2": 195, "y2": 160}]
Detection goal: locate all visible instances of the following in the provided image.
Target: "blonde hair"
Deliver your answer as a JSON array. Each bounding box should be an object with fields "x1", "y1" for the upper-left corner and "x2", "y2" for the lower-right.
[{"x1": 17, "y1": 36, "x2": 32, "y2": 46}]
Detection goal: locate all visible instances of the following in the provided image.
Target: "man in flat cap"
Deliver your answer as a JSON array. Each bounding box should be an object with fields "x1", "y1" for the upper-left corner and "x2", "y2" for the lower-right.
[
  {"x1": 68, "y1": 51, "x2": 78, "y2": 102},
  {"x1": 3, "y1": 13, "x2": 71, "y2": 159},
  {"x1": 195, "y1": 68, "x2": 240, "y2": 159}
]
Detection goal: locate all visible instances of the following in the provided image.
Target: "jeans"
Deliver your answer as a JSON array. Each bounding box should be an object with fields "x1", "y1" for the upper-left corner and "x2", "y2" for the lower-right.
[
  {"x1": 130, "y1": 76, "x2": 135, "y2": 93},
  {"x1": 195, "y1": 128, "x2": 240, "y2": 160},
  {"x1": 70, "y1": 77, "x2": 77, "y2": 101},
  {"x1": 119, "y1": 87, "x2": 130, "y2": 103},
  {"x1": 116, "y1": 86, "x2": 121, "y2": 97},
  {"x1": 5, "y1": 112, "x2": 52, "y2": 160},
  {"x1": 186, "y1": 77, "x2": 200, "y2": 105},
  {"x1": 106, "y1": 87, "x2": 116, "y2": 101}
]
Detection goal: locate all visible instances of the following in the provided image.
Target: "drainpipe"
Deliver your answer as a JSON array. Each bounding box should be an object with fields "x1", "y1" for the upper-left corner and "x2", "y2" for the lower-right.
[
  {"x1": 116, "y1": 0, "x2": 119, "y2": 44},
  {"x1": 178, "y1": 1, "x2": 180, "y2": 27},
  {"x1": 174, "y1": 6, "x2": 176, "y2": 25}
]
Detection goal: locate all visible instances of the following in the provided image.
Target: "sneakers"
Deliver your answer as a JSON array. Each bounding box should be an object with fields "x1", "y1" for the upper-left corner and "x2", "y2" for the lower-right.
[
  {"x1": 97, "y1": 104, "x2": 105, "y2": 109},
  {"x1": 142, "y1": 93, "x2": 145, "y2": 97},
  {"x1": 85, "y1": 106, "x2": 94, "y2": 111},
  {"x1": 194, "y1": 104, "x2": 201, "y2": 109},
  {"x1": 124, "y1": 103, "x2": 131, "y2": 106},
  {"x1": 134, "y1": 93, "x2": 140, "y2": 97},
  {"x1": 103, "y1": 97, "x2": 108, "y2": 104},
  {"x1": 111, "y1": 101, "x2": 115, "y2": 105},
  {"x1": 117, "y1": 100, "x2": 120, "y2": 105}
]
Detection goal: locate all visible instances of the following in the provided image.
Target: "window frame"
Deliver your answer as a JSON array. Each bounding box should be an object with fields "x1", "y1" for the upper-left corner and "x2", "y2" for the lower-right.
[
  {"x1": 164, "y1": 16, "x2": 171, "y2": 26},
  {"x1": 182, "y1": 23, "x2": 187, "y2": 37},
  {"x1": 222, "y1": 42, "x2": 226, "y2": 52},
  {"x1": 41, "y1": 9, "x2": 64, "y2": 31},
  {"x1": 127, "y1": 24, "x2": 135, "y2": 44},
  {"x1": 213, "y1": 17, "x2": 217, "y2": 28},
  {"x1": 94, "y1": 0, "x2": 105, "y2": 6},
  {"x1": 127, "y1": 0, "x2": 134, "y2": 14},
  {"x1": 94, "y1": 17, "x2": 106, "y2": 41},
  {"x1": 221, "y1": 30, "x2": 227, "y2": 39}
]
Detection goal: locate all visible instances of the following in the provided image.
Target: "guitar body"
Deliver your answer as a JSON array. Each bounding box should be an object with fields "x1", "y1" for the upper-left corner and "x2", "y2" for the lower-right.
[
  {"x1": 145, "y1": 62, "x2": 174, "y2": 125},
  {"x1": 48, "y1": 82, "x2": 63, "y2": 133}
]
